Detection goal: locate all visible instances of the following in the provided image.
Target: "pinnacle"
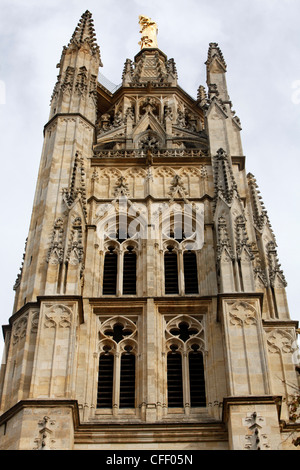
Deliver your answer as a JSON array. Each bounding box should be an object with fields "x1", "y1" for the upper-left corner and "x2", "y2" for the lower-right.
[
  {"x1": 206, "y1": 42, "x2": 227, "y2": 71},
  {"x1": 69, "y1": 10, "x2": 102, "y2": 62}
]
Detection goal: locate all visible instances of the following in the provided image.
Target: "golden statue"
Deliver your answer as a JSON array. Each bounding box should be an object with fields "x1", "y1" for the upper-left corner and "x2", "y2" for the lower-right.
[{"x1": 138, "y1": 15, "x2": 158, "y2": 49}]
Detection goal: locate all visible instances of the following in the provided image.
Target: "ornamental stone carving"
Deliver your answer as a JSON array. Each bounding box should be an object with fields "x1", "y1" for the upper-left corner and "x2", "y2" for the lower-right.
[
  {"x1": 33, "y1": 416, "x2": 56, "y2": 450},
  {"x1": 44, "y1": 304, "x2": 73, "y2": 329},
  {"x1": 266, "y1": 329, "x2": 295, "y2": 354},
  {"x1": 12, "y1": 314, "x2": 28, "y2": 345},
  {"x1": 228, "y1": 301, "x2": 257, "y2": 327}
]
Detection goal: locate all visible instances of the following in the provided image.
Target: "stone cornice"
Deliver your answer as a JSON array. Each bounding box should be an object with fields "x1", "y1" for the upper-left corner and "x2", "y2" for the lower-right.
[
  {"x1": 222, "y1": 395, "x2": 282, "y2": 423},
  {"x1": 0, "y1": 399, "x2": 227, "y2": 443},
  {"x1": 5, "y1": 296, "x2": 84, "y2": 332},
  {"x1": 44, "y1": 113, "x2": 95, "y2": 135},
  {"x1": 217, "y1": 292, "x2": 264, "y2": 322},
  {"x1": 0, "y1": 399, "x2": 80, "y2": 428}
]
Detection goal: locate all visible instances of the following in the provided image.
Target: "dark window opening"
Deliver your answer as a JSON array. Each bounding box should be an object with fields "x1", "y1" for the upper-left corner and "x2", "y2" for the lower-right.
[
  {"x1": 189, "y1": 346, "x2": 206, "y2": 407},
  {"x1": 183, "y1": 251, "x2": 198, "y2": 294},
  {"x1": 167, "y1": 349, "x2": 183, "y2": 407},
  {"x1": 103, "y1": 249, "x2": 117, "y2": 295},
  {"x1": 119, "y1": 351, "x2": 135, "y2": 408},
  {"x1": 104, "y1": 323, "x2": 133, "y2": 343},
  {"x1": 123, "y1": 248, "x2": 136, "y2": 294},
  {"x1": 97, "y1": 353, "x2": 114, "y2": 408},
  {"x1": 169, "y1": 321, "x2": 199, "y2": 342},
  {"x1": 164, "y1": 248, "x2": 179, "y2": 294}
]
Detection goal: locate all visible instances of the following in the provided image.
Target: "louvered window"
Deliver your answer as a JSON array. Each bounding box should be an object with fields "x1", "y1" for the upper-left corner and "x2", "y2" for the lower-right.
[
  {"x1": 97, "y1": 319, "x2": 137, "y2": 411},
  {"x1": 183, "y1": 251, "x2": 199, "y2": 294},
  {"x1": 166, "y1": 318, "x2": 206, "y2": 412},
  {"x1": 119, "y1": 352, "x2": 136, "y2": 408},
  {"x1": 189, "y1": 349, "x2": 206, "y2": 407},
  {"x1": 102, "y1": 249, "x2": 117, "y2": 295},
  {"x1": 97, "y1": 353, "x2": 114, "y2": 408},
  {"x1": 164, "y1": 249, "x2": 179, "y2": 294},
  {"x1": 167, "y1": 350, "x2": 183, "y2": 407},
  {"x1": 123, "y1": 248, "x2": 136, "y2": 295}
]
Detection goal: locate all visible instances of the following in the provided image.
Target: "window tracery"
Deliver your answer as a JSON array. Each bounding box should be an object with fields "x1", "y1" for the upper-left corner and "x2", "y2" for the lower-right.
[
  {"x1": 97, "y1": 316, "x2": 137, "y2": 411},
  {"x1": 165, "y1": 315, "x2": 206, "y2": 410},
  {"x1": 162, "y1": 210, "x2": 200, "y2": 295},
  {"x1": 102, "y1": 215, "x2": 140, "y2": 296}
]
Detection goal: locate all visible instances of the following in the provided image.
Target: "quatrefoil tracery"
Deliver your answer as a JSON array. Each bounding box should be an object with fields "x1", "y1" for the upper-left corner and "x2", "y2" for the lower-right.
[
  {"x1": 98, "y1": 316, "x2": 137, "y2": 355},
  {"x1": 104, "y1": 323, "x2": 133, "y2": 343},
  {"x1": 165, "y1": 315, "x2": 205, "y2": 354},
  {"x1": 169, "y1": 321, "x2": 199, "y2": 342}
]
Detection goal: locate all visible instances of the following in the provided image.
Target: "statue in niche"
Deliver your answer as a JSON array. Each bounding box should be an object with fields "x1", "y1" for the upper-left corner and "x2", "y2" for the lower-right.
[{"x1": 138, "y1": 15, "x2": 158, "y2": 49}]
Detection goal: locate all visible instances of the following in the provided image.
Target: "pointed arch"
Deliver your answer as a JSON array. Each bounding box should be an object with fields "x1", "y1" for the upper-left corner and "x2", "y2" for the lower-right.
[
  {"x1": 165, "y1": 315, "x2": 206, "y2": 410},
  {"x1": 97, "y1": 316, "x2": 138, "y2": 410},
  {"x1": 132, "y1": 111, "x2": 166, "y2": 148}
]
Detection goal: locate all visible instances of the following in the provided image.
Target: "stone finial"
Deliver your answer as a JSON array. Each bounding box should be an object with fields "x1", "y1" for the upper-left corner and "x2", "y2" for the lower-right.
[
  {"x1": 206, "y1": 42, "x2": 227, "y2": 72},
  {"x1": 69, "y1": 10, "x2": 102, "y2": 63}
]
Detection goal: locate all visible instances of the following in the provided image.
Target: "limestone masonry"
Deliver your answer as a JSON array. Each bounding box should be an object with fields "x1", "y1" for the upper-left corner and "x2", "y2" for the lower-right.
[{"x1": 0, "y1": 11, "x2": 299, "y2": 450}]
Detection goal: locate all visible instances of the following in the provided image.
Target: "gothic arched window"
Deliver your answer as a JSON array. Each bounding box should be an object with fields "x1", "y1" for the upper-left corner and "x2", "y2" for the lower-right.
[
  {"x1": 97, "y1": 317, "x2": 137, "y2": 411},
  {"x1": 97, "y1": 351, "x2": 114, "y2": 408},
  {"x1": 167, "y1": 345, "x2": 183, "y2": 407},
  {"x1": 165, "y1": 316, "x2": 206, "y2": 411},
  {"x1": 164, "y1": 246, "x2": 179, "y2": 294},
  {"x1": 101, "y1": 215, "x2": 139, "y2": 296},
  {"x1": 163, "y1": 244, "x2": 199, "y2": 295},
  {"x1": 122, "y1": 247, "x2": 137, "y2": 295},
  {"x1": 161, "y1": 210, "x2": 200, "y2": 296},
  {"x1": 102, "y1": 247, "x2": 118, "y2": 295},
  {"x1": 119, "y1": 348, "x2": 136, "y2": 408},
  {"x1": 183, "y1": 251, "x2": 199, "y2": 294},
  {"x1": 189, "y1": 345, "x2": 206, "y2": 407}
]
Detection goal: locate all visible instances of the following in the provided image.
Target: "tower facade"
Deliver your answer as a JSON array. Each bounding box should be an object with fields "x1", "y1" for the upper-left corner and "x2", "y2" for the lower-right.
[{"x1": 0, "y1": 12, "x2": 299, "y2": 450}]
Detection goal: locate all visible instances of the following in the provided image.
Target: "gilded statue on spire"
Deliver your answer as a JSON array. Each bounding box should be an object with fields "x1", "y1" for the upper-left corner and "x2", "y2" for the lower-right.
[{"x1": 138, "y1": 15, "x2": 158, "y2": 49}]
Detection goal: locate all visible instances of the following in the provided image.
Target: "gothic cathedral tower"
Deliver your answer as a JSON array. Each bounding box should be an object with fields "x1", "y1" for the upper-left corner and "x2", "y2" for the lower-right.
[{"x1": 0, "y1": 12, "x2": 299, "y2": 450}]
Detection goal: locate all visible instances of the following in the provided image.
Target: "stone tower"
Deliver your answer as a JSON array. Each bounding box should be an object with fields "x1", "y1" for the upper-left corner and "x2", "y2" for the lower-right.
[{"x1": 0, "y1": 12, "x2": 299, "y2": 451}]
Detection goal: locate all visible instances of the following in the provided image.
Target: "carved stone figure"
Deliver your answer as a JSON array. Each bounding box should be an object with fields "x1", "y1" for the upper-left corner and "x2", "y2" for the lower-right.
[{"x1": 138, "y1": 15, "x2": 158, "y2": 49}]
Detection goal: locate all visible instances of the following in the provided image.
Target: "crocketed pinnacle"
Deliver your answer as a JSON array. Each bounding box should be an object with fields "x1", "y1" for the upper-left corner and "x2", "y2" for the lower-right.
[
  {"x1": 69, "y1": 10, "x2": 102, "y2": 63},
  {"x1": 206, "y1": 42, "x2": 227, "y2": 71}
]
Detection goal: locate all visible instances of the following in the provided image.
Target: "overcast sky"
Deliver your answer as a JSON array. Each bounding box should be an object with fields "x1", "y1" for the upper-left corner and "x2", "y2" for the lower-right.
[{"x1": 0, "y1": 0, "x2": 300, "y2": 359}]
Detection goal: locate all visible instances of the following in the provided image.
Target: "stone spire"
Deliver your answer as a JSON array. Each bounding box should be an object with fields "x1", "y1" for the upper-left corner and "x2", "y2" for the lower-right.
[
  {"x1": 69, "y1": 10, "x2": 102, "y2": 64},
  {"x1": 50, "y1": 11, "x2": 102, "y2": 122},
  {"x1": 206, "y1": 42, "x2": 227, "y2": 72},
  {"x1": 205, "y1": 42, "x2": 243, "y2": 156}
]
